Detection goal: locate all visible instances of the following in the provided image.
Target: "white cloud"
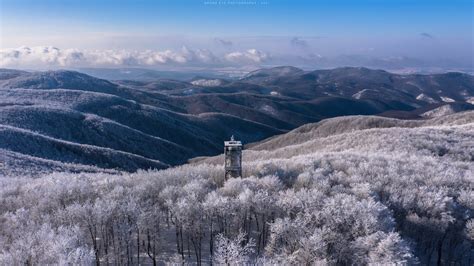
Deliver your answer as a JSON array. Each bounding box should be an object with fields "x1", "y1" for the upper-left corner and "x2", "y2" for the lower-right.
[
  {"x1": 2, "y1": 46, "x2": 465, "y2": 72},
  {"x1": 0, "y1": 46, "x2": 86, "y2": 68},
  {"x1": 224, "y1": 49, "x2": 269, "y2": 64},
  {"x1": 0, "y1": 46, "x2": 270, "y2": 68}
]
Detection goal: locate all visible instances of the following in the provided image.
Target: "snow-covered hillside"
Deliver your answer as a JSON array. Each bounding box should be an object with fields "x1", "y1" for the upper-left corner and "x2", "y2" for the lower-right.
[
  {"x1": 0, "y1": 70, "x2": 283, "y2": 174},
  {"x1": 1, "y1": 112, "x2": 472, "y2": 264},
  {"x1": 1, "y1": 67, "x2": 472, "y2": 176}
]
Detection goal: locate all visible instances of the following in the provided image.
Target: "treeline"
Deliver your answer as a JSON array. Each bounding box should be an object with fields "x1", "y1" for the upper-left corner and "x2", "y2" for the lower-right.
[
  {"x1": 0, "y1": 153, "x2": 472, "y2": 264},
  {"x1": 1, "y1": 120, "x2": 473, "y2": 265}
]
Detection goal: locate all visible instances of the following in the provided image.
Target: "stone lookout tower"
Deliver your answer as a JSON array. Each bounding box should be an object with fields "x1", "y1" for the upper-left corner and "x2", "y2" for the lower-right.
[{"x1": 224, "y1": 135, "x2": 242, "y2": 179}]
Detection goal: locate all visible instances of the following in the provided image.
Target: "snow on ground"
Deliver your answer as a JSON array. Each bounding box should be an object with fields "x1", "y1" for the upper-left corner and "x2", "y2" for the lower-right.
[
  {"x1": 258, "y1": 104, "x2": 278, "y2": 116},
  {"x1": 421, "y1": 105, "x2": 457, "y2": 118},
  {"x1": 190, "y1": 79, "x2": 223, "y2": 87},
  {"x1": 351, "y1": 89, "x2": 378, "y2": 100},
  {"x1": 1, "y1": 112, "x2": 471, "y2": 265},
  {"x1": 416, "y1": 93, "x2": 438, "y2": 103},
  {"x1": 441, "y1": 96, "x2": 456, "y2": 103},
  {"x1": 466, "y1": 97, "x2": 474, "y2": 105}
]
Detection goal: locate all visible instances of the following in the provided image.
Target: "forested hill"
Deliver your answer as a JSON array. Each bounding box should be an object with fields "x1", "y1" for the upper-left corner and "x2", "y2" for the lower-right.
[
  {"x1": 0, "y1": 111, "x2": 472, "y2": 264},
  {"x1": 1, "y1": 67, "x2": 473, "y2": 176}
]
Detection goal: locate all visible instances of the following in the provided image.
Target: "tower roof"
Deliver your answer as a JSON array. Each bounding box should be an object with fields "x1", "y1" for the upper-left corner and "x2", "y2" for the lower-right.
[{"x1": 224, "y1": 135, "x2": 242, "y2": 146}]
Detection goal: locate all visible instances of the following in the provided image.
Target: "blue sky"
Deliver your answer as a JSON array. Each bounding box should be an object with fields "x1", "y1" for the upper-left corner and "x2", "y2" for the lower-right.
[{"x1": 1, "y1": 0, "x2": 473, "y2": 70}]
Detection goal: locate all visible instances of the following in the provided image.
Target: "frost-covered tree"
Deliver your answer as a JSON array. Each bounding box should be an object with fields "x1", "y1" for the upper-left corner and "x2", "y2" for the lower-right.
[
  {"x1": 213, "y1": 231, "x2": 255, "y2": 265},
  {"x1": 0, "y1": 113, "x2": 473, "y2": 264}
]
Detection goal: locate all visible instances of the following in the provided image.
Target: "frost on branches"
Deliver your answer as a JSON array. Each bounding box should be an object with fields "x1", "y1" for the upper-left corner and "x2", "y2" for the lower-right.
[
  {"x1": 213, "y1": 231, "x2": 255, "y2": 265},
  {"x1": 0, "y1": 112, "x2": 473, "y2": 265}
]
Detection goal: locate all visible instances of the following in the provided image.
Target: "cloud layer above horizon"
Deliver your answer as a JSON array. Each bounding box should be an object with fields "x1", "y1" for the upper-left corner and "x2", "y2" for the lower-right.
[
  {"x1": 2, "y1": 0, "x2": 472, "y2": 72},
  {"x1": 2, "y1": 45, "x2": 472, "y2": 73},
  {"x1": 0, "y1": 46, "x2": 271, "y2": 69}
]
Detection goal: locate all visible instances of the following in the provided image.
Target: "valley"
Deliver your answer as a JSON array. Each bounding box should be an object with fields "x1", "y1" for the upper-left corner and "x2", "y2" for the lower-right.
[{"x1": 0, "y1": 66, "x2": 472, "y2": 176}]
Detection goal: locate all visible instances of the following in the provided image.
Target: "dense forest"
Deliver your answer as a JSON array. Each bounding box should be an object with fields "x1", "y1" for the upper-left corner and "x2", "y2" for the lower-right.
[{"x1": 0, "y1": 112, "x2": 473, "y2": 265}]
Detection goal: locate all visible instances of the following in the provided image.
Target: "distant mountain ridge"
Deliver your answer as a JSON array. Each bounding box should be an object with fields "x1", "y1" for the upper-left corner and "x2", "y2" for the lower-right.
[
  {"x1": 242, "y1": 66, "x2": 474, "y2": 104},
  {"x1": 0, "y1": 67, "x2": 472, "y2": 176}
]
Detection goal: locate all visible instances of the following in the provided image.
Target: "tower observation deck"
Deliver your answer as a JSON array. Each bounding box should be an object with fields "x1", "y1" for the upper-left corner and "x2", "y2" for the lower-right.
[{"x1": 224, "y1": 135, "x2": 242, "y2": 180}]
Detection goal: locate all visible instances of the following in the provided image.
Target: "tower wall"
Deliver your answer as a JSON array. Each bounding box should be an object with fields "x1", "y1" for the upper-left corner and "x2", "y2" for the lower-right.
[{"x1": 224, "y1": 137, "x2": 242, "y2": 180}]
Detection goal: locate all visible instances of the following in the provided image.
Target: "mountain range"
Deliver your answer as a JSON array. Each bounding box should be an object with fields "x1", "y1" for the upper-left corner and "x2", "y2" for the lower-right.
[{"x1": 0, "y1": 66, "x2": 472, "y2": 176}]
